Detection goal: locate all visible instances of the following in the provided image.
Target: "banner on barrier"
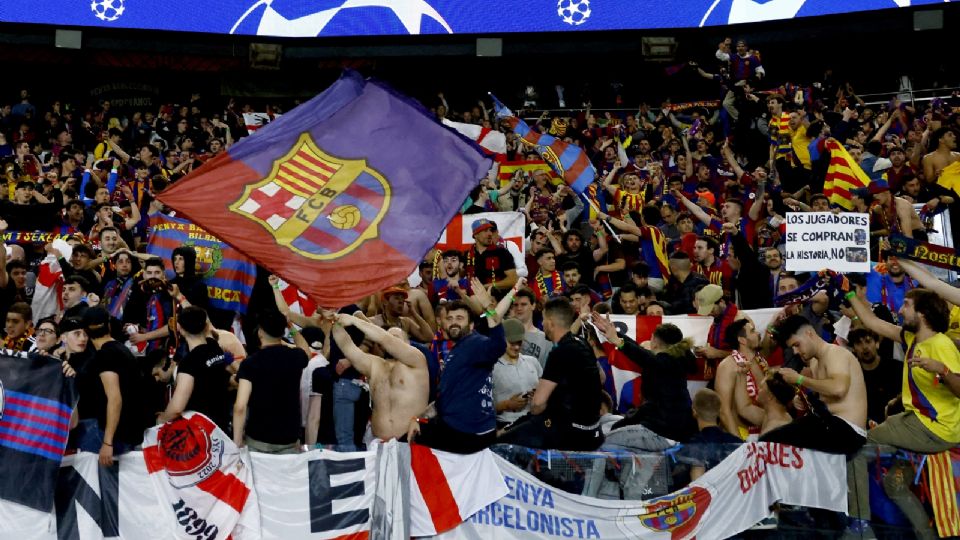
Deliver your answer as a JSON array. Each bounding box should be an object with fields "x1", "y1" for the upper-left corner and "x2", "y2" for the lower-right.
[
  {"x1": 429, "y1": 442, "x2": 847, "y2": 540},
  {"x1": 0, "y1": 440, "x2": 845, "y2": 540}
]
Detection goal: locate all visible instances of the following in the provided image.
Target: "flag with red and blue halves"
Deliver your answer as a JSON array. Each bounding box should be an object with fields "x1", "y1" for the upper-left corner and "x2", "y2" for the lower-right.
[
  {"x1": 158, "y1": 70, "x2": 491, "y2": 308},
  {"x1": 0, "y1": 350, "x2": 78, "y2": 511},
  {"x1": 491, "y1": 95, "x2": 597, "y2": 194}
]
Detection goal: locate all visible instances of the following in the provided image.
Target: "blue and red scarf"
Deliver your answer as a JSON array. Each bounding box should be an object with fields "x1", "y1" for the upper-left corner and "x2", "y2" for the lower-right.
[{"x1": 104, "y1": 277, "x2": 135, "y2": 320}]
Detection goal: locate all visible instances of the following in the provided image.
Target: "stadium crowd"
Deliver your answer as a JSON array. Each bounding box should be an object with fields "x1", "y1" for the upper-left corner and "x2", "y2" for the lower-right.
[{"x1": 1, "y1": 37, "x2": 959, "y2": 537}]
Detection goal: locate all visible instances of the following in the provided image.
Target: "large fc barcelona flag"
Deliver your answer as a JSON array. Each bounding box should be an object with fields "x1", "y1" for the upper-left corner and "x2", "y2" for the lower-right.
[
  {"x1": 159, "y1": 71, "x2": 491, "y2": 307},
  {"x1": 0, "y1": 350, "x2": 78, "y2": 511}
]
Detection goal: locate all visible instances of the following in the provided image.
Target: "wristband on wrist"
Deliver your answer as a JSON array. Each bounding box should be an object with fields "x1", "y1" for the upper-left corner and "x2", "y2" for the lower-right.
[
  {"x1": 616, "y1": 338, "x2": 625, "y2": 350},
  {"x1": 272, "y1": 284, "x2": 281, "y2": 290},
  {"x1": 103, "y1": 441, "x2": 113, "y2": 447},
  {"x1": 844, "y1": 291, "x2": 856, "y2": 301},
  {"x1": 795, "y1": 375, "x2": 805, "y2": 388},
  {"x1": 484, "y1": 309, "x2": 497, "y2": 318}
]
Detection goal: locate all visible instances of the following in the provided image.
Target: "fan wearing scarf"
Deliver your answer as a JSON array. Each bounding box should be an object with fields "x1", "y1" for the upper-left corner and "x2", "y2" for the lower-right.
[
  {"x1": 102, "y1": 250, "x2": 140, "y2": 320},
  {"x1": 124, "y1": 257, "x2": 176, "y2": 355}
]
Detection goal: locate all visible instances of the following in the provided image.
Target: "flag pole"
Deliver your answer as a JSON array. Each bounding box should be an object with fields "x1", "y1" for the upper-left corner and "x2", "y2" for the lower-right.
[{"x1": 581, "y1": 194, "x2": 622, "y2": 244}]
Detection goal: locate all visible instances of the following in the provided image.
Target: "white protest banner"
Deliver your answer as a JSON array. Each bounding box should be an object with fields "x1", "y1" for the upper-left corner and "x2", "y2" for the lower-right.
[
  {"x1": 784, "y1": 212, "x2": 870, "y2": 273},
  {"x1": 428, "y1": 442, "x2": 847, "y2": 540}
]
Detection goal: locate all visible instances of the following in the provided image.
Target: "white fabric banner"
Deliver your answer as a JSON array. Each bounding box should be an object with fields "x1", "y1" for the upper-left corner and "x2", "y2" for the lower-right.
[
  {"x1": 143, "y1": 412, "x2": 260, "y2": 540},
  {"x1": 427, "y1": 442, "x2": 847, "y2": 540},
  {"x1": 0, "y1": 441, "x2": 845, "y2": 540}
]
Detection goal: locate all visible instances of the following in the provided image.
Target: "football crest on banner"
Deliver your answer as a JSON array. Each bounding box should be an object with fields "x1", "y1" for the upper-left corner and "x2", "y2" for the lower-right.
[
  {"x1": 230, "y1": 132, "x2": 391, "y2": 261},
  {"x1": 636, "y1": 486, "x2": 711, "y2": 539},
  {"x1": 157, "y1": 416, "x2": 226, "y2": 488},
  {"x1": 90, "y1": 0, "x2": 125, "y2": 21}
]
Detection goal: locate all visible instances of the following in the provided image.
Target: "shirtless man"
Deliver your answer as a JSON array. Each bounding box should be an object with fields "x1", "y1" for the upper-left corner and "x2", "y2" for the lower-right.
[
  {"x1": 921, "y1": 127, "x2": 959, "y2": 182},
  {"x1": 770, "y1": 314, "x2": 868, "y2": 454},
  {"x1": 735, "y1": 371, "x2": 794, "y2": 436},
  {"x1": 714, "y1": 318, "x2": 766, "y2": 439},
  {"x1": 331, "y1": 313, "x2": 429, "y2": 441}
]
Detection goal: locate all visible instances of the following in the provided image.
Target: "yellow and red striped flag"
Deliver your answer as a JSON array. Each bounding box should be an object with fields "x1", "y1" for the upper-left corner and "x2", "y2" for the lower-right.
[
  {"x1": 822, "y1": 138, "x2": 871, "y2": 210},
  {"x1": 926, "y1": 449, "x2": 960, "y2": 537},
  {"x1": 496, "y1": 159, "x2": 560, "y2": 188}
]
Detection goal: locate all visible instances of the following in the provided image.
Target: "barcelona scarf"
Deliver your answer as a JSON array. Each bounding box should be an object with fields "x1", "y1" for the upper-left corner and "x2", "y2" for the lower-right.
[
  {"x1": 145, "y1": 293, "x2": 168, "y2": 353},
  {"x1": 104, "y1": 276, "x2": 136, "y2": 320},
  {"x1": 887, "y1": 234, "x2": 960, "y2": 273},
  {"x1": 774, "y1": 270, "x2": 849, "y2": 307}
]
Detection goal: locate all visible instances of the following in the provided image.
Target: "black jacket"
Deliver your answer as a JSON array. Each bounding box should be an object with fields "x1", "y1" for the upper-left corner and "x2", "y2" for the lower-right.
[{"x1": 612, "y1": 336, "x2": 697, "y2": 442}]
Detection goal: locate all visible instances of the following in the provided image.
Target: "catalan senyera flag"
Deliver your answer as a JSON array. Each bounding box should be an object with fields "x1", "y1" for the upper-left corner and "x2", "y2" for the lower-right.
[
  {"x1": 158, "y1": 71, "x2": 491, "y2": 307},
  {"x1": 822, "y1": 138, "x2": 871, "y2": 210},
  {"x1": 492, "y1": 95, "x2": 596, "y2": 193},
  {"x1": 926, "y1": 448, "x2": 960, "y2": 537}
]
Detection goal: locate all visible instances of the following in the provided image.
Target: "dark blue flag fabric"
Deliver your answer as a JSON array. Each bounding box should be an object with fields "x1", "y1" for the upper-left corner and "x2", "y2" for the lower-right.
[
  {"x1": 147, "y1": 213, "x2": 257, "y2": 313},
  {"x1": 158, "y1": 70, "x2": 491, "y2": 308},
  {"x1": 0, "y1": 350, "x2": 78, "y2": 511}
]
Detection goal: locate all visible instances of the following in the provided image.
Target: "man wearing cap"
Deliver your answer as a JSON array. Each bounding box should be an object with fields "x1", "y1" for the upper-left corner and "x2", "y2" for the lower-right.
[
  {"x1": 465, "y1": 218, "x2": 517, "y2": 292},
  {"x1": 331, "y1": 313, "x2": 428, "y2": 442},
  {"x1": 694, "y1": 284, "x2": 739, "y2": 364},
  {"x1": 370, "y1": 286, "x2": 433, "y2": 343},
  {"x1": 84, "y1": 306, "x2": 150, "y2": 466},
  {"x1": 498, "y1": 298, "x2": 603, "y2": 451},
  {"x1": 492, "y1": 318, "x2": 542, "y2": 429},
  {"x1": 868, "y1": 176, "x2": 924, "y2": 240}
]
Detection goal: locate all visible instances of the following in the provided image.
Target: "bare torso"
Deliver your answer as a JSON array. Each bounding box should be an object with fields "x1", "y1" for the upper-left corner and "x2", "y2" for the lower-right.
[
  {"x1": 367, "y1": 357, "x2": 429, "y2": 441},
  {"x1": 923, "y1": 150, "x2": 960, "y2": 182},
  {"x1": 810, "y1": 345, "x2": 868, "y2": 429}
]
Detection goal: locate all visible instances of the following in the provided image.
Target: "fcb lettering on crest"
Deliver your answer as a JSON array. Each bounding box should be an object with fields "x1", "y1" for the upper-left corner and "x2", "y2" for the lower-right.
[
  {"x1": 229, "y1": 132, "x2": 391, "y2": 260},
  {"x1": 635, "y1": 486, "x2": 711, "y2": 539}
]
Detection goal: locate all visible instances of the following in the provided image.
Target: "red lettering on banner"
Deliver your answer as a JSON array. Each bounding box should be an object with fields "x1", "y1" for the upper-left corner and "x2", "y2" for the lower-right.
[{"x1": 737, "y1": 443, "x2": 804, "y2": 494}]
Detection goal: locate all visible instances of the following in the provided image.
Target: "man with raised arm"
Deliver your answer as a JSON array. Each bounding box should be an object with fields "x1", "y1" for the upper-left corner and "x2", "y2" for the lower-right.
[
  {"x1": 331, "y1": 313, "x2": 429, "y2": 442},
  {"x1": 849, "y1": 281, "x2": 960, "y2": 540}
]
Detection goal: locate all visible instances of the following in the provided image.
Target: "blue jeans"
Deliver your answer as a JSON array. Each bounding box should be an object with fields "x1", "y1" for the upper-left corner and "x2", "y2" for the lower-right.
[
  {"x1": 333, "y1": 379, "x2": 362, "y2": 452},
  {"x1": 72, "y1": 418, "x2": 136, "y2": 455}
]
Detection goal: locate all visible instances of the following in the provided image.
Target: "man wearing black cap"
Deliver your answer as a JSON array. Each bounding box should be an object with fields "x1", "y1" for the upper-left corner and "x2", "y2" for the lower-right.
[{"x1": 84, "y1": 306, "x2": 149, "y2": 466}]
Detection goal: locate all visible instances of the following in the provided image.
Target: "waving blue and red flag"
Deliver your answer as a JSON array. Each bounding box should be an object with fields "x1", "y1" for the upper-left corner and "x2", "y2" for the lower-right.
[
  {"x1": 491, "y1": 95, "x2": 597, "y2": 194},
  {"x1": 158, "y1": 71, "x2": 491, "y2": 307},
  {"x1": 0, "y1": 351, "x2": 78, "y2": 511},
  {"x1": 146, "y1": 213, "x2": 256, "y2": 313}
]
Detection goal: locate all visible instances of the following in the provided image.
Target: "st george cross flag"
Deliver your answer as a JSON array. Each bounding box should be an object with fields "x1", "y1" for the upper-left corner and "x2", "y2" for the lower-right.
[
  {"x1": 159, "y1": 70, "x2": 491, "y2": 308},
  {"x1": 409, "y1": 444, "x2": 508, "y2": 537},
  {"x1": 143, "y1": 412, "x2": 260, "y2": 540},
  {"x1": 491, "y1": 96, "x2": 597, "y2": 193},
  {"x1": 442, "y1": 119, "x2": 507, "y2": 155},
  {"x1": 434, "y1": 211, "x2": 526, "y2": 254},
  {"x1": 147, "y1": 213, "x2": 257, "y2": 313},
  {"x1": 278, "y1": 278, "x2": 318, "y2": 318},
  {"x1": 0, "y1": 351, "x2": 78, "y2": 511}
]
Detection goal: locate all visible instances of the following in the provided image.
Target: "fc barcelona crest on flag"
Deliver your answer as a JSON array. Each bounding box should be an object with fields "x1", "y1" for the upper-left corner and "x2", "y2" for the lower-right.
[{"x1": 229, "y1": 132, "x2": 391, "y2": 261}]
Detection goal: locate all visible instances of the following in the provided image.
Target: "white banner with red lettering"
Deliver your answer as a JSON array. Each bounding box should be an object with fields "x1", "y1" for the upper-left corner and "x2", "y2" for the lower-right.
[
  {"x1": 427, "y1": 442, "x2": 847, "y2": 540},
  {"x1": 0, "y1": 439, "x2": 843, "y2": 540}
]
